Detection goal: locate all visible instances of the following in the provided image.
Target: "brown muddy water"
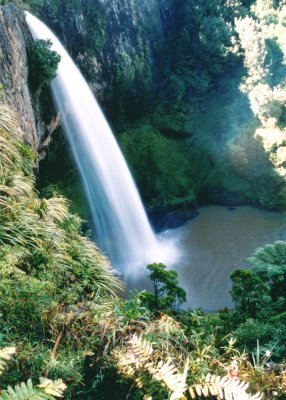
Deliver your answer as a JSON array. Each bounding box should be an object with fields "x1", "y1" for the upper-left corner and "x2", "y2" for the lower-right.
[{"x1": 158, "y1": 205, "x2": 286, "y2": 311}]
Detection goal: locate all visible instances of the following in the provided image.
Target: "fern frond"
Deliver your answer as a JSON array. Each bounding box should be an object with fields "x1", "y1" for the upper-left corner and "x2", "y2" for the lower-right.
[
  {"x1": 116, "y1": 335, "x2": 262, "y2": 400},
  {"x1": 118, "y1": 335, "x2": 189, "y2": 399},
  {"x1": 0, "y1": 378, "x2": 67, "y2": 400},
  {"x1": 38, "y1": 378, "x2": 67, "y2": 397},
  {"x1": 151, "y1": 358, "x2": 188, "y2": 395},
  {"x1": 128, "y1": 334, "x2": 153, "y2": 366},
  {"x1": 116, "y1": 351, "x2": 137, "y2": 377},
  {"x1": 0, "y1": 347, "x2": 16, "y2": 375},
  {"x1": 0, "y1": 379, "x2": 44, "y2": 400},
  {"x1": 188, "y1": 374, "x2": 262, "y2": 400},
  {"x1": 155, "y1": 314, "x2": 182, "y2": 335},
  {"x1": 250, "y1": 241, "x2": 286, "y2": 275}
]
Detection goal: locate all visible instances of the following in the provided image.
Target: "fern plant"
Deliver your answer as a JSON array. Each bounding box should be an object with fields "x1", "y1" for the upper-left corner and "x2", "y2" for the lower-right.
[
  {"x1": 115, "y1": 334, "x2": 262, "y2": 400},
  {"x1": 248, "y1": 240, "x2": 286, "y2": 301},
  {"x1": 0, "y1": 378, "x2": 66, "y2": 400},
  {"x1": 0, "y1": 345, "x2": 66, "y2": 400},
  {"x1": 249, "y1": 241, "x2": 286, "y2": 276},
  {"x1": 0, "y1": 347, "x2": 16, "y2": 376},
  {"x1": 188, "y1": 373, "x2": 262, "y2": 400}
]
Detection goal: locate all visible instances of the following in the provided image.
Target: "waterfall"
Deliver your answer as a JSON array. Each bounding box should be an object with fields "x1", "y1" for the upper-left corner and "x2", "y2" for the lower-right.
[{"x1": 25, "y1": 12, "x2": 166, "y2": 272}]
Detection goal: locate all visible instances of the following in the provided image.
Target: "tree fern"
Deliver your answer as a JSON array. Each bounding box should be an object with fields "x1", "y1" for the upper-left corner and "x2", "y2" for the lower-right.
[
  {"x1": 248, "y1": 240, "x2": 286, "y2": 299},
  {"x1": 249, "y1": 241, "x2": 286, "y2": 275}
]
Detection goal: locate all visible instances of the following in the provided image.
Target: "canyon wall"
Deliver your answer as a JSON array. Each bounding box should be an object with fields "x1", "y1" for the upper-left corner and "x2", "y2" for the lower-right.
[{"x1": 0, "y1": 3, "x2": 37, "y2": 147}]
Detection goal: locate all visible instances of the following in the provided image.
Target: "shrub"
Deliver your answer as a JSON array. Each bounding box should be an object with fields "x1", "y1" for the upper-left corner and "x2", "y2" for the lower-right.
[{"x1": 28, "y1": 39, "x2": 61, "y2": 96}]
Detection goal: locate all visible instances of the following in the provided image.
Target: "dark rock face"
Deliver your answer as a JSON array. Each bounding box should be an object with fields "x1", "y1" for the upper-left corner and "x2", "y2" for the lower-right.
[
  {"x1": 35, "y1": 0, "x2": 171, "y2": 99},
  {"x1": 200, "y1": 188, "x2": 251, "y2": 207},
  {"x1": 0, "y1": 3, "x2": 37, "y2": 147},
  {"x1": 149, "y1": 204, "x2": 199, "y2": 232},
  {"x1": 0, "y1": 1, "x2": 172, "y2": 147}
]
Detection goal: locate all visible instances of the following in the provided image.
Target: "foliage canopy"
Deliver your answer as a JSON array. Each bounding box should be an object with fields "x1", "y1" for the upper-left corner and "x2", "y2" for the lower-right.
[{"x1": 28, "y1": 39, "x2": 61, "y2": 95}]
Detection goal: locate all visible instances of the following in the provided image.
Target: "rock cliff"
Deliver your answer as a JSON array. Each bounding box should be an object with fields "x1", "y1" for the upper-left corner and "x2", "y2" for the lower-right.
[
  {"x1": 0, "y1": 2, "x2": 37, "y2": 147},
  {"x1": 31, "y1": 0, "x2": 172, "y2": 99}
]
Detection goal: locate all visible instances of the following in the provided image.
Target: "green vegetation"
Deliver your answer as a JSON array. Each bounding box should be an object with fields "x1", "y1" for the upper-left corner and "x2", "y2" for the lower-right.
[
  {"x1": 22, "y1": 0, "x2": 286, "y2": 213},
  {"x1": 28, "y1": 39, "x2": 61, "y2": 97},
  {"x1": 3, "y1": 0, "x2": 286, "y2": 398},
  {"x1": 141, "y1": 263, "x2": 186, "y2": 312},
  {"x1": 37, "y1": 131, "x2": 91, "y2": 221},
  {"x1": 0, "y1": 103, "x2": 122, "y2": 397},
  {"x1": 218, "y1": 241, "x2": 286, "y2": 369},
  {"x1": 0, "y1": 85, "x2": 4, "y2": 102},
  {"x1": 23, "y1": 0, "x2": 107, "y2": 65},
  {"x1": 2, "y1": 100, "x2": 285, "y2": 399},
  {"x1": 120, "y1": 124, "x2": 211, "y2": 206},
  {"x1": 0, "y1": 346, "x2": 67, "y2": 400},
  {"x1": 115, "y1": 333, "x2": 262, "y2": 400}
]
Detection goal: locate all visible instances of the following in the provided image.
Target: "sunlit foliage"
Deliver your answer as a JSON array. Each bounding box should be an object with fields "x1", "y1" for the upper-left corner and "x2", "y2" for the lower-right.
[{"x1": 0, "y1": 103, "x2": 122, "y2": 395}]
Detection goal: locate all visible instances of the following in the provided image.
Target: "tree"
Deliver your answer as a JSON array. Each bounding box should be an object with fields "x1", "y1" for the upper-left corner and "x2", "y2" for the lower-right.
[
  {"x1": 141, "y1": 263, "x2": 186, "y2": 312},
  {"x1": 28, "y1": 39, "x2": 61, "y2": 96},
  {"x1": 230, "y1": 269, "x2": 269, "y2": 318}
]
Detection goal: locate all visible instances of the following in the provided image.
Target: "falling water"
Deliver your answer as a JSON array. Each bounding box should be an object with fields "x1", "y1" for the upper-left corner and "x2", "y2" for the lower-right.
[{"x1": 25, "y1": 12, "x2": 168, "y2": 272}]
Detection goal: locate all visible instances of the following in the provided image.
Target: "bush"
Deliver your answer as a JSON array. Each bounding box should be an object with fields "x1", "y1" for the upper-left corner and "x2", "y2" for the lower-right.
[
  {"x1": 119, "y1": 123, "x2": 211, "y2": 207},
  {"x1": 141, "y1": 263, "x2": 186, "y2": 312},
  {"x1": 28, "y1": 39, "x2": 61, "y2": 96},
  {"x1": 235, "y1": 319, "x2": 273, "y2": 351}
]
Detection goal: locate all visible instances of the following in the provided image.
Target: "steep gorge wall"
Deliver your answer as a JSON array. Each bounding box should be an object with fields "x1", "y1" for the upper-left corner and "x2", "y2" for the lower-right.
[
  {"x1": 0, "y1": 3, "x2": 38, "y2": 147},
  {"x1": 30, "y1": 0, "x2": 172, "y2": 98}
]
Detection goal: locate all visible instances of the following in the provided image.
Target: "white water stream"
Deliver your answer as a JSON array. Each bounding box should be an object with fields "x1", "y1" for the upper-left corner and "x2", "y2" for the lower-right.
[{"x1": 25, "y1": 12, "x2": 172, "y2": 273}]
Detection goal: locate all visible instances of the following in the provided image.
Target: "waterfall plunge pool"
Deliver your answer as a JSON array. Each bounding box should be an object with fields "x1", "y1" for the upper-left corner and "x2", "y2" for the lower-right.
[
  {"x1": 25, "y1": 14, "x2": 286, "y2": 311},
  {"x1": 125, "y1": 205, "x2": 286, "y2": 311}
]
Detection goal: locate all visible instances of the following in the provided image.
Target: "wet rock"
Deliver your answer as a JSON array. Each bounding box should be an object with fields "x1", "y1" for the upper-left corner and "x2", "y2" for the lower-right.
[
  {"x1": 0, "y1": 3, "x2": 37, "y2": 147},
  {"x1": 149, "y1": 204, "x2": 199, "y2": 232}
]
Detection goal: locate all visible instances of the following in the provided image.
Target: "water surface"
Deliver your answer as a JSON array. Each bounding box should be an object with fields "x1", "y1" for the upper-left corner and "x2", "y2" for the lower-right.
[{"x1": 159, "y1": 205, "x2": 286, "y2": 310}]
